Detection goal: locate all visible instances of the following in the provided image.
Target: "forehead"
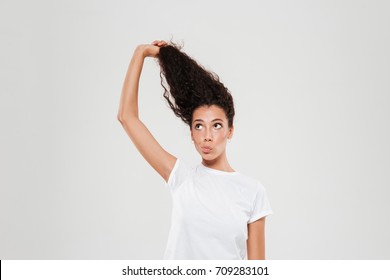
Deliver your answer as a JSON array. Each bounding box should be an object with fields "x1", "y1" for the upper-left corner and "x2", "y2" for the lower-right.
[{"x1": 192, "y1": 105, "x2": 227, "y2": 122}]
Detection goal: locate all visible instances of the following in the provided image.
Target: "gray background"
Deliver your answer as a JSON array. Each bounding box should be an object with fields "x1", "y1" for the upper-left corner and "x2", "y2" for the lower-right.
[{"x1": 1, "y1": 0, "x2": 389, "y2": 259}]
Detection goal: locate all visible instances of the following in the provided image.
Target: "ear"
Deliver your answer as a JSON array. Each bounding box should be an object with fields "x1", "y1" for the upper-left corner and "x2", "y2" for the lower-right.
[{"x1": 228, "y1": 126, "x2": 234, "y2": 139}]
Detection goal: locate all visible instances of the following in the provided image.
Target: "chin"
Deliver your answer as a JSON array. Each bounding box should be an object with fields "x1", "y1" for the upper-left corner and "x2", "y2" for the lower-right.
[
  {"x1": 201, "y1": 153, "x2": 219, "y2": 161},
  {"x1": 202, "y1": 155, "x2": 214, "y2": 159}
]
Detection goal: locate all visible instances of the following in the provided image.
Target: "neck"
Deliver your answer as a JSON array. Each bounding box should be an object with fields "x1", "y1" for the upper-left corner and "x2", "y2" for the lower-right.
[{"x1": 201, "y1": 153, "x2": 234, "y2": 172}]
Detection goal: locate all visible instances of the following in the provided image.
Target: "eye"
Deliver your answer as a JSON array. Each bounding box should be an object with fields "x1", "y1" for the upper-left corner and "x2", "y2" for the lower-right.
[
  {"x1": 214, "y1": 123, "x2": 222, "y2": 129},
  {"x1": 194, "y1": 123, "x2": 202, "y2": 130}
]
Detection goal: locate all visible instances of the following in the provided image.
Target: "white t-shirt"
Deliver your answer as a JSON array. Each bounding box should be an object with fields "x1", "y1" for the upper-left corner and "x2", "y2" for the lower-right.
[{"x1": 163, "y1": 158, "x2": 273, "y2": 260}]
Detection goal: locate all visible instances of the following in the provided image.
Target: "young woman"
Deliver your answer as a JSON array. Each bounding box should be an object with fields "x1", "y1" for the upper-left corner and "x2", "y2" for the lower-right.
[{"x1": 117, "y1": 40, "x2": 273, "y2": 260}]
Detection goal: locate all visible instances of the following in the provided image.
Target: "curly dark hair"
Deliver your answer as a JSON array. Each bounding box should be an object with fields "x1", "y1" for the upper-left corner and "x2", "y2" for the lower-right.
[{"x1": 157, "y1": 42, "x2": 235, "y2": 128}]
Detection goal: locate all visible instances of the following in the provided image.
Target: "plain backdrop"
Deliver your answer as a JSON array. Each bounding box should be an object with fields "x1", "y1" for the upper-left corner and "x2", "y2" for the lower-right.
[{"x1": 1, "y1": 0, "x2": 389, "y2": 259}]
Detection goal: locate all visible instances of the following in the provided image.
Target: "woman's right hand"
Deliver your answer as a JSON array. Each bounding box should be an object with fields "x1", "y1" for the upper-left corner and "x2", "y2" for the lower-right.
[{"x1": 135, "y1": 40, "x2": 168, "y2": 58}]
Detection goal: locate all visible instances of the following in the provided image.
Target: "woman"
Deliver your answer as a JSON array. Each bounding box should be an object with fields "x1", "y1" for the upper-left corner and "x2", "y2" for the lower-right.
[{"x1": 117, "y1": 40, "x2": 273, "y2": 260}]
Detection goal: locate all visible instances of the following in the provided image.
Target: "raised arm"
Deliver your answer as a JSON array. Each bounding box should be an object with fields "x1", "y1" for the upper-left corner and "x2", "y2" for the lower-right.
[{"x1": 117, "y1": 40, "x2": 176, "y2": 182}]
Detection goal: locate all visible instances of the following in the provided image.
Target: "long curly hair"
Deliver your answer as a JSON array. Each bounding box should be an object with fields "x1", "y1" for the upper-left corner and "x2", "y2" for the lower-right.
[{"x1": 157, "y1": 42, "x2": 235, "y2": 128}]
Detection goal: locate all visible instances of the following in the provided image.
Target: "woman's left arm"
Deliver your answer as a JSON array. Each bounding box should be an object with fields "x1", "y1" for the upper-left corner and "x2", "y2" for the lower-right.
[{"x1": 247, "y1": 217, "x2": 266, "y2": 259}]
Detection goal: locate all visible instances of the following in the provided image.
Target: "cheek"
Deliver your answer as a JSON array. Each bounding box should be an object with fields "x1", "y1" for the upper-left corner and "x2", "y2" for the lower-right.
[
  {"x1": 192, "y1": 131, "x2": 202, "y2": 141},
  {"x1": 217, "y1": 137, "x2": 227, "y2": 145},
  {"x1": 216, "y1": 130, "x2": 228, "y2": 139},
  {"x1": 192, "y1": 129, "x2": 228, "y2": 143},
  {"x1": 211, "y1": 134, "x2": 226, "y2": 147}
]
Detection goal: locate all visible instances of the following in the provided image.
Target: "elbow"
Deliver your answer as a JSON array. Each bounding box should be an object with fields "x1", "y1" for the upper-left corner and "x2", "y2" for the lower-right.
[
  {"x1": 117, "y1": 114, "x2": 124, "y2": 123},
  {"x1": 117, "y1": 112, "x2": 129, "y2": 123},
  {"x1": 117, "y1": 115, "x2": 126, "y2": 125},
  {"x1": 117, "y1": 109, "x2": 139, "y2": 123},
  {"x1": 117, "y1": 114, "x2": 139, "y2": 125}
]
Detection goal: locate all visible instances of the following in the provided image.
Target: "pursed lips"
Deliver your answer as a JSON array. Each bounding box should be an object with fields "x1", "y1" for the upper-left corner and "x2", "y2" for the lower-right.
[{"x1": 201, "y1": 146, "x2": 213, "y2": 153}]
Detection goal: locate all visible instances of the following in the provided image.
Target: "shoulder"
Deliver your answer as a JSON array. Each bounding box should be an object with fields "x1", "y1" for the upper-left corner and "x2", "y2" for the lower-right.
[
  {"x1": 233, "y1": 172, "x2": 263, "y2": 191},
  {"x1": 231, "y1": 172, "x2": 270, "y2": 203},
  {"x1": 166, "y1": 158, "x2": 195, "y2": 189}
]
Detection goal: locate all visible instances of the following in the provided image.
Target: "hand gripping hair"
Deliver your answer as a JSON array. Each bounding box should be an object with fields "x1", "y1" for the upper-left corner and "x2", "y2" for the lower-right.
[{"x1": 157, "y1": 42, "x2": 235, "y2": 128}]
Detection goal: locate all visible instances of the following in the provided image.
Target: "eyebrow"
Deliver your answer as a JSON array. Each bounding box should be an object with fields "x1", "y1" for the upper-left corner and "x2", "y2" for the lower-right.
[{"x1": 192, "y1": 118, "x2": 225, "y2": 124}]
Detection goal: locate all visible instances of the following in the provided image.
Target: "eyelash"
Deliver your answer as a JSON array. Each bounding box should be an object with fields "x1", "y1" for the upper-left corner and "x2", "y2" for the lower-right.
[{"x1": 194, "y1": 123, "x2": 222, "y2": 129}]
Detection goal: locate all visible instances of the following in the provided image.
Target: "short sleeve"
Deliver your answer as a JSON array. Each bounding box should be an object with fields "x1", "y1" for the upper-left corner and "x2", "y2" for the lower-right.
[
  {"x1": 248, "y1": 182, "x2": 273, "y2": 224},
  {"x1": 166, "y1": 158, "x2": 192, "y2": 191}
]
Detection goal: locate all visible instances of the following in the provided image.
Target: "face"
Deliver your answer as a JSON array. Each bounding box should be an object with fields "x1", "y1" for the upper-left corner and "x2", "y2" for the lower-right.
[{"x1": 191, "y1": 105, "x2": 234, "y2": 161}]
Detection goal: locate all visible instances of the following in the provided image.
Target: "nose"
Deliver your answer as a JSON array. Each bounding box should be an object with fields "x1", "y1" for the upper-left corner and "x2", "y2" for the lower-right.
[{"x1": 204, "y1": 128, "x2": 213, "y2": 142}]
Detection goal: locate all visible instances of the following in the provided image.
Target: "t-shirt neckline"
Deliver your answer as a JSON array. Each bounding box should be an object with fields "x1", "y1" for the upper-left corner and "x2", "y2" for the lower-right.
[{"x1": 198, "y1": 162, "x2": 239, "y2": 175}]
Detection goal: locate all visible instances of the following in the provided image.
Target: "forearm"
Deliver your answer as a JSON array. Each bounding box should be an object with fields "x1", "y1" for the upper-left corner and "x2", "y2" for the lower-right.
[{"x1": 117, "y1": 46, "x2": 146, "y2": 121}]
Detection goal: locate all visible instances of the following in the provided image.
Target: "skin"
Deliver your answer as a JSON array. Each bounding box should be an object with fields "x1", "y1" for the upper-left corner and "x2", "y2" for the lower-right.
[
  {"x1": 117, "y1": 40, "x2": 267, "y2": 260},
  {"x1": 191, "y1": 105, "x2": 234, "y2": 172}
]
